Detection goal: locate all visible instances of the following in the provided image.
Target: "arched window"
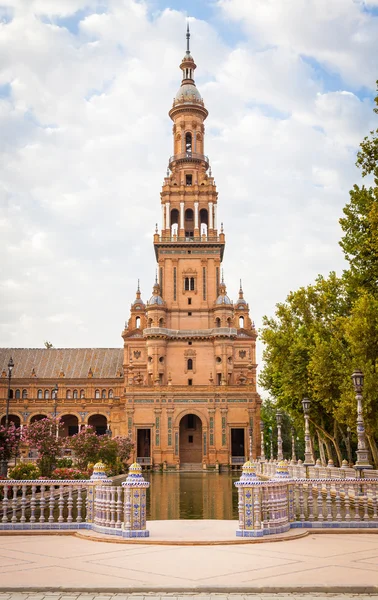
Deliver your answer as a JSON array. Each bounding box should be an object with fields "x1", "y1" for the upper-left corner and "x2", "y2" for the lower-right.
[
  {"x1": 73, "y1": 389, "x2": 78, "y2": 399},
  {"x1": 148, "y1": 318, "x2": 153, "y2": 327},
  {"x1": 135, "y1": 316, "x2": 141, "y2": 329},
  {"x1": 15, "y1": 389, "x2": 20, "y2": 399},
  {"x1": 239, "y1": 315, "x2": 244, "y2": 328},
  {"x1": 159, "y1": 318, "x2": 164, "y2": 327},
  {"x1": 216, "y1": 318, "x2": 221, "y2": 328},
  {"x1": 187, "y1": 358, "x2": 193, "y2": 371},
  {"x1": 80, "y1": 389, "x2": 85, "y2": 399},
  {"x1": 101, "y1": 389, "x2": 106, "y2": 399},
  {"x1": 44, "y1": 389, "x2": 49, "y2": 399},
  {"x1": 108, "y1": 389, "x2": 114, "y2": 399},
  {"x1": 95, "y1": 389, "x2": 100, "y2": 399},
  {"x1": 22, "y1": 389, "x2": 27, "y2": 399},
  {"x1": 9, "y1": 389, "x2": 14, "y2": 399},
  {"x1": 37, "y1": 389, "x2": 43, "y2": 399},
  {"x1": 185, "y1": 132, "x2": 192, "y2": 153},
  {"x1": 227, "y1": 317, "x2": 232, "y2": 327},
  {"x1": 66, "y1": 390, "x2": 72, "y2": 399}
]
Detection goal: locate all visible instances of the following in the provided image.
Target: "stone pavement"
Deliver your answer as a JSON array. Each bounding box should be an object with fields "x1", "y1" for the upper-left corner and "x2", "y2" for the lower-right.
[
  {"x1": 0, "y1": 595, "x2": 378, "y2": 600},
  {"x1": 1, "y1": 525, "x2": 378, "y2": 593}
]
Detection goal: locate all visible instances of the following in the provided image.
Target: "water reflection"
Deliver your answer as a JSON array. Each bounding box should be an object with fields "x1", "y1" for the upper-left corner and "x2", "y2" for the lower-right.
[{"x1": 141, "y1": 473, "x2": 239, "y2": 520}]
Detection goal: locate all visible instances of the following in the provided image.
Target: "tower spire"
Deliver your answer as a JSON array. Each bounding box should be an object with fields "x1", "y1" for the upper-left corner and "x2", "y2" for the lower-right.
[{"x1": 186, "y1": 21, "x2": 190, "y2": 55}]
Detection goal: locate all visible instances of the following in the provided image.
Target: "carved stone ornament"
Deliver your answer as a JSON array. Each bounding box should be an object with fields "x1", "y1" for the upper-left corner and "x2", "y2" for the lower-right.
[
  {"x1": 134, "y1": 350, "x2": 141, "y2": 359},
  {"x1": 239, "y1": 350, "x2": 246, "y2": 359}
]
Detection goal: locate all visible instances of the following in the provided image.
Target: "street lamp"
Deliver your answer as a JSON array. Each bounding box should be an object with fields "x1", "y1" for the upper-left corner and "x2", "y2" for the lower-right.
[
  {"x1": 276, "y1": 410, "x2": 283, "y2": 461},
  {"x1": 52, "y1": 383, "x2": 58, "y2": 439},
  {"x1": 0, "y1": 357, "x2": 14, "y2": 476},
  {"x1": 291, "y1": 427, "x2": 297, "y2": 464},
  {"x1": 5, "y1": 356, "x2": 14, "y2": 428},
  {"x1": 352, "y1": 369, "x2": 372, "y2": 472},
  {"x1": 302, "y1": 397, "x2": 314, "y2": 466},
  {"x1": 260, "y1": 420, "x2": 265, "y2": 463}
]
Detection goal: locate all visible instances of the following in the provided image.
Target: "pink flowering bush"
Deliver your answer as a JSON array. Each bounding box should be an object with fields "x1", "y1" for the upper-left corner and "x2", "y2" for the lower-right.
[
  {"x1": 22, "y1": 417, "x2": 64, "y2": 477},
  {"x1": 0, "y1": 423, "x2": 22, "y2": 461},
  {"x1": 69, "y1": 426, "x2": 134, "y2": 473},
  {"x1": 51, "y1": 467, "x2": 89, "y2": 480}
]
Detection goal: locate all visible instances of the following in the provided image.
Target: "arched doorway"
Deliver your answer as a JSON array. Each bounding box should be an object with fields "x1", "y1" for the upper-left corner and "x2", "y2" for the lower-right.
[
  {"x1": 88, "y1": 414, "x2": 107, "y2": 435},
  {"x1": 1, "y1": 414, "x2": 21, "y2": 427},
  {"x1": 179, "y1": 414, "x2": 202, "y2": 464},
  {"x1": 60, "y1": 414, "x2": 79, "y2": 437},
  {"x1": 30, "y1": 414, "x2": 47, "y2": 423}
]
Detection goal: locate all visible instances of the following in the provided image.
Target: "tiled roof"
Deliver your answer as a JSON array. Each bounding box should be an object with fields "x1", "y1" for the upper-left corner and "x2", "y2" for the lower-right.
[{"x1": 0, "y1": 348, "x2": 124, "y2": 380}]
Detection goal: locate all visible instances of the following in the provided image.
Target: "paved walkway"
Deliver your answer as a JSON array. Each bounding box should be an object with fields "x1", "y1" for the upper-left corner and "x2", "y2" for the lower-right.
[
  {"x1": 0, "y1": 595, "x2": 377, "y2": 600},
  {"x1": 0, "y1": 521, "x2": 378, "y2": 593}
]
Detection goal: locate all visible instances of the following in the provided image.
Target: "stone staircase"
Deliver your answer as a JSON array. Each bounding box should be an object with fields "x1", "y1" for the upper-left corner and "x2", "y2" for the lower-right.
[{"x1": 179, "y1": 463, "x2": 204, "y2": 472}]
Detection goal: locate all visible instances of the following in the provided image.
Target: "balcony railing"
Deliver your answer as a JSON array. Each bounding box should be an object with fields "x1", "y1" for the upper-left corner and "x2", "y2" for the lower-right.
[
  {"x1": 168, "y1": 152, "x2": 209, "y2": 167},
  {"x1": 143, "y1": 327, "x2": 237, "y2": 339}
]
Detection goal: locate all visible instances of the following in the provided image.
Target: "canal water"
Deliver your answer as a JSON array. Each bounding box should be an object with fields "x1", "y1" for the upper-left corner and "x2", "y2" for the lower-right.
[{"x1": 137, "y1": 472, "x2": 240, "y2": 520}]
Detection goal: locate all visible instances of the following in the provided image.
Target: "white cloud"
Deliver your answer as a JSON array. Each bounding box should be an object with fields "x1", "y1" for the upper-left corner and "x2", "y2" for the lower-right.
[{"x1": 0, "y1": 0, "x2": 376, "y2": 384}]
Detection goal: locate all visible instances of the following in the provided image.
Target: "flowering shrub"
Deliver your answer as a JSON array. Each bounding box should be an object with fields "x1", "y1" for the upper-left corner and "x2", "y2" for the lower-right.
[
  {"x1": 69, "y1": 426, "x2": 134, "y2": 473},
  {"x1": 0, "y1": 423, "x2": 22, "y2": 461},
  {"x1": 22, "y1": 417, "x2": 64, "y2": 477},
  {"x1": 8, "y1": 463, "x2": 40, "y2": 480},
  {"x1": 56, "y1": 457, "x2": 73, "y2": 468},
  {"x1": 51, "y1": 467, "x2": 89, "y2": 480}
]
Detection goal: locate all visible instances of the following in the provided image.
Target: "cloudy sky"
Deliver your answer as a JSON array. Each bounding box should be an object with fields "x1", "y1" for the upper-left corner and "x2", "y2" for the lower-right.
[{"x1": 1, "y1": 0, "x2": 378, "y2": 371}]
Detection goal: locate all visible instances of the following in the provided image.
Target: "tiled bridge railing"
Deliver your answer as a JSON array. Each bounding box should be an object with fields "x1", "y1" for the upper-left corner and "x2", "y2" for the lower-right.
[
  {"x1": 0, "y1": 462, "x2": 150, "y2": 538},
  {"x1": 235, "y1": 463, "x2": 378, "y2": 538}
]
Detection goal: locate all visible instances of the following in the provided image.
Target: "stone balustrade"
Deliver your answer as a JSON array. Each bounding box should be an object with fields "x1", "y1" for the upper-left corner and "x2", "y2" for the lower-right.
[{"x1": 235, "y1": 461, "x2": 378, "y2": 537}]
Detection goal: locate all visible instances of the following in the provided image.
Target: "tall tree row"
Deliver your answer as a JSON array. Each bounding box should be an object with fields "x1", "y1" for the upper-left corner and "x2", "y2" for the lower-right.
[{"x1": 259, "y1": 83, "x2": 378, "y2": 467}]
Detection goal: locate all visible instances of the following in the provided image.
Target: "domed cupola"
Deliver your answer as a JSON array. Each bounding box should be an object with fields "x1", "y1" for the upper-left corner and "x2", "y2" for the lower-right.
[
  {"x1": 236, "y1": 280, "x2": 247, "y2": 309},
  {"x1": 124, "y1": 280, "x2": 147, "y2": 334},
  {"x1": 216, "y1": 275, "x2": 232, "y2": 306},
  {"x1": 213, "y1": 272, "x2": 234, "y2": 328},
  {"x1": 132, "y1": 280, "x2": 145, "y2": 308},
  {"x1": 148, "y1": 279, "x2": 165, "y2": 306},
  {"x1": 172, "y1": 23, "x2": 206, "y2": 110},
  {"x1": 146, "y1": 274, "x2": 167, "y2": 328}
]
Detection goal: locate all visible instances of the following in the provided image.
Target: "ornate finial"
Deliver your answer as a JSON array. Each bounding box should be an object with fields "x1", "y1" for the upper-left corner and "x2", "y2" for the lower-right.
[
  {"x1": 155, "y1": 270, "x2": 158, "y2": 284},
  {"x1": 155, "y1": 223, "x2": 158, "y2": 233},
  {"x1": 221, "y1": 222, "x2": 224, "y2": 233},
  {"x1": 137, "y1": 279, "x2": 140, "y2": 292},
  {"x1": 240, "y1": 279, "x2": 242, "y2": 291},
  {"x1": 166, "y1": 166, "x2": 169, "y2": 177},
  {"x1": 221, "y1": 269, "x2": 224, "y2": 284},
  {"x1": 209, "y1": 166, "x2": 212, "y2": 177},
  {"x1": 186, "y1": 21, "x2": 190, "y2": 54}
]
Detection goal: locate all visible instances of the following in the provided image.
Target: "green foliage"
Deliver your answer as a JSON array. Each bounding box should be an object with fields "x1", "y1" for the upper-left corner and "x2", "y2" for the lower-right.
[
  {"x1": 8, "y1": 463, "x2": 40, "y2": 480},
  {"x1": 56, "y1": 457, "x2": 73, "y2": 468},
  {"x1": 259, "y1": 84, "x2": 378, "y2": 466}
]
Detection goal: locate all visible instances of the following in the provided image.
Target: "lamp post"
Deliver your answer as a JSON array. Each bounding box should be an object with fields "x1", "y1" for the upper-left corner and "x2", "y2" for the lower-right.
[
  {"x1": 260, "y1": 420, "x2": 265, "y2": 463},
  {"x1": 269, "y1": 427, "x2": 273, "y2": 461},
  {"x1": 302, "y1": 397, "x2": 314, "y2": 466},
  {"x1": 5, "y1": 356, "x2": 14, "y2": 429},
  {"x1": 1, "y1": 357, "x2": 14, "y2": 477},
  {"x1": 291, "y1": 427, "x2": 297, "y2": 464},
  {"x1": 276, "y1": 410, "x2": 283, "y2": 461},
  {"x1": 352, "y1": 370, "x2": 372, "y2": 473},
  {"x1": 52, "y1": 383, "x2": 58, "y2": 439}
]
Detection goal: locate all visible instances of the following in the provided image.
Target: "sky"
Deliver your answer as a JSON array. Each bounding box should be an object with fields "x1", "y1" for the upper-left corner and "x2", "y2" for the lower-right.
[{"x1": 1, "y1": 0, "x2": 378, "y2": 379}]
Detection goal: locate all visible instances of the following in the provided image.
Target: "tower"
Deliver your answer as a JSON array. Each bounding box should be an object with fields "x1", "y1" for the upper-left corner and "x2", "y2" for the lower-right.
[{"x1": 121, "y1": 26, "x2": 261, "y2": 468}]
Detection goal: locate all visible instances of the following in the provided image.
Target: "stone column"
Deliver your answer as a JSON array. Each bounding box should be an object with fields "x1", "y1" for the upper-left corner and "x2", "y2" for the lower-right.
[
  {"x1": 180, "y1": 201, "x2": 184, "y2": 232},
  {"x1": 194, "y1": 201, "x2": 199, "y2": 232},
  {"x1": 161, "y1": 204, "x2": 165, "y2": 231},
  {"x1": 166, "y1": 202, "x2": 170, "y2": 231},
  {"x1": 213, "y1": 203, "x2": 217, "y2": 230},
  {"x1": 208, "y1": 202, "x2": 213, "y2": 229}
]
